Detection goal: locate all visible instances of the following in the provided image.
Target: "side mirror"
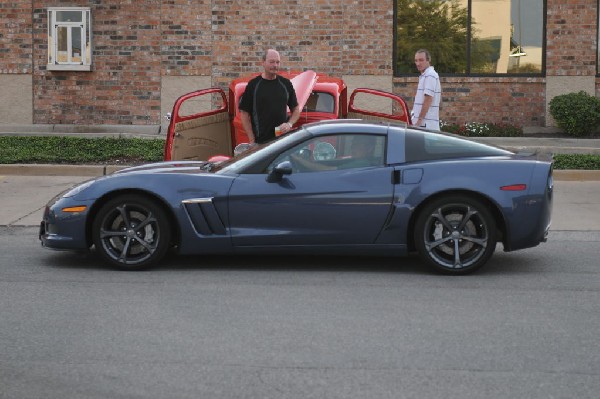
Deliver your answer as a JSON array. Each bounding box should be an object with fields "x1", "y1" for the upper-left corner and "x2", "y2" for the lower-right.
[
  {"x1": 266, "y1": 161, "x2": 293, "y2": 183},
  {"x1": 164, "y1": 112, "x2": 172, "y2": 121}
]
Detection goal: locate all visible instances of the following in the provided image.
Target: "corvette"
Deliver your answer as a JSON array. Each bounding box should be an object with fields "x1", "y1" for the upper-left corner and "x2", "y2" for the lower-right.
[{"x1": 40, "y1": 120, "x2": 553, "y2": 274}]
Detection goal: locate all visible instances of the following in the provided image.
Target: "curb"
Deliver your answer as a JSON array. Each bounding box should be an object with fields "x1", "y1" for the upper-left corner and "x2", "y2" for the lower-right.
[
  {"x1": 552, "y1": 170, "x2": 600, "y2": 181},
  {"x1": 1, "y1": 164, "x2": 599, "y2": 181},
  {"x1": 0, "y1": 164, "x2": 128, "y2": 176},
  {"x1": 0, "y1": 124, "x2": 162, "y2": 136}
]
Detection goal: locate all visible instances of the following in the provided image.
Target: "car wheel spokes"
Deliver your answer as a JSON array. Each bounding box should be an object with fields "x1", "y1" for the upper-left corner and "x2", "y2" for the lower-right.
[
  {"x1": 424, "y1": 204, "x2": 489, "y2": 269},
  {"x1": 99, "y1": 204, "x2": 159, "y2": 265}
]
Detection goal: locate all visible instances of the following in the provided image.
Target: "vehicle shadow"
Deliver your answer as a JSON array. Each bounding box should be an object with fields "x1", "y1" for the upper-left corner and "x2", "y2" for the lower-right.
[
  {"x1": 43, "y1": 244, "x2": 548, "y2": 276},
  {"x1": 44, "y1": 248, "x2": 432, "y2": 275}
]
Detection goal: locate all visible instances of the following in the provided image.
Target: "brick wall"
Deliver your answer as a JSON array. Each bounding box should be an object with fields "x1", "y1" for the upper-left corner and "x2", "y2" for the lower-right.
[
  {"x1": 1, "y1": 0, "x2": 598, "y2": 127},
  {"x1": 393, "y1": 77, "x2": 546, "y2": 126},
  {"x1": 0, "y1": 1, "x2": 33, "y2": 74},
  {"x1": 546, "y1": 0, "x2": 597, "y2": 77},
  {"x1": 210, "y1": 0, "x2": 392, "y2": 89},
  {"x1": 32, "y1": 1, "x2": 163, "y2": 125},
  {"x1": 162, "y1": 0, "x2": 212, "y2": 76}
]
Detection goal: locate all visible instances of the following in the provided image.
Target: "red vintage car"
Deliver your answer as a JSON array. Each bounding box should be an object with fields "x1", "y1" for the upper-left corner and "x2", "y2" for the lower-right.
[{"x1": 164, "y1": 70, "x2": 412, "y2": 161}]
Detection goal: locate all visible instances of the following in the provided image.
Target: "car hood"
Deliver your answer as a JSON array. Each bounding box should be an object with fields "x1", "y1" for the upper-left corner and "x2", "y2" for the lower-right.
[
  {"x1": 113, "y1": 161, "x2": 215, "y2": 175},
  {"x1": 290, "y1": 70, "x2": 318, "y2": 112},
  {"x1": 68, "y1": 160, "x2": 235, "y2": 202}
]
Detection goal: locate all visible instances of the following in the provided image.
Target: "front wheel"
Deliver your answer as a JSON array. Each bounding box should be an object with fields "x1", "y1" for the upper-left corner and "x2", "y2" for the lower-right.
[
  {"x1": 414, "y1": 195, "x2": 497, "y2": 275},
  {"x1": 92, "y1": 194, "x2": 171, "y2": 270}
]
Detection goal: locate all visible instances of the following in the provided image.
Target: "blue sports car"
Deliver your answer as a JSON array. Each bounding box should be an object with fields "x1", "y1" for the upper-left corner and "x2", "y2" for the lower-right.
[{"x1": 39, "y1": 120, "x2": 553, "y2": 275}]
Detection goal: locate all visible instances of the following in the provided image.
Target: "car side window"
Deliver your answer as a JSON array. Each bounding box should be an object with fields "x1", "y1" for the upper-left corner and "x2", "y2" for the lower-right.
[{"x1": 267, "y1": 134, "x2": 385, "y2": 173}]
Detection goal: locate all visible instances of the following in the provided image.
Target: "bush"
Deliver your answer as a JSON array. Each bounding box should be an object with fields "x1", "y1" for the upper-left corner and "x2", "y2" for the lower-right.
[
  {"x1": 549, "y1": 91, "x2": 600, "y2": 137},
  {"x1": 553, "y1": 154, "x2": 600, "y2": 170},
  {"x1": 440, "y1": 121, "x2": 523, "y2": 137},
  {"x1": 0, "y1": 136, "x2": 164, "y2": 164}
]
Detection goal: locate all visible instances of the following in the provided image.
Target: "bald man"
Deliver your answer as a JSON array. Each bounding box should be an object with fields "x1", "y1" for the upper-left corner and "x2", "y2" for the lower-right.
[{"x1": 239, "y1": 49, "x2": 300, "y2": 144}]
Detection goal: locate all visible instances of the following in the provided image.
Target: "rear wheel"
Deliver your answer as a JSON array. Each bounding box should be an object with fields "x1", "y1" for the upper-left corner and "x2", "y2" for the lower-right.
[
  {"x1": 414, "y1": 195, "x2": 496, "y2": 275},
  {"x1": 92, "y1": 194, "x2": 171, "y2": 270}
]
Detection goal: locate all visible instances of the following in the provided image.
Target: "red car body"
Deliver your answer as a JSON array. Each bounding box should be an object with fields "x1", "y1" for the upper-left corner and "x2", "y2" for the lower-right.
[{"x1": 164, "y1": 70, "x2": 412, "y2": 161}]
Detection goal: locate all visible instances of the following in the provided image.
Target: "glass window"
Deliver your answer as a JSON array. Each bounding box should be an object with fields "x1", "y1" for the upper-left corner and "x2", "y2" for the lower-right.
[
  {"x1": 395, "y1": 0, "x2": 544, "y2": 75},
  {"x1": 405, "y1": 130, "x2": 511, "y2": 162},
  {"x1": 267, "y1": 134, "x2": 386, "y2": 173},
  {"x1": 47, "y1": 7, "x2": 92, "y2": 71},
  {"x1": 304, "y1": 92, "x2": 335, "y2": 113}
]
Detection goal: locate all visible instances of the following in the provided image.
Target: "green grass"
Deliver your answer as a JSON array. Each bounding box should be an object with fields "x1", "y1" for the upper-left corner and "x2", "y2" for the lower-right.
[{"x1": 0, "y1": 136, "x2": 599, "y2": 170}]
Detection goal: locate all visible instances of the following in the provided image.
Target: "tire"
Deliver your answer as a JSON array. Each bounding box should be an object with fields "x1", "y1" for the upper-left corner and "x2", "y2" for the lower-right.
[
  {"x1": 414, "y1": 195, "x2": 496, "y2": 275},
  {"x1": 92, "y1": 194, "x2": 171, "y2": 270}
]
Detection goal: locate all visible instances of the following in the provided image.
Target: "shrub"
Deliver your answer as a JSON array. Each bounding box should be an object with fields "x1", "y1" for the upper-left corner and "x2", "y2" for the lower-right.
[
  {"x1": 486, "y1": 123, "x2": 523, "y2": 137},
  {"x1": 553, "y1": 154, "x2": 600, "y2": 170},
  {"x1": 0, "y1": 136, "x2": 164, "y2": 164},
  {"x1": 441, "y1": 121, "x2": 522, "y2": 137},
  {"x1": 549, "y1": 91, "x2": 600, "y2": 137},
  {"x1": 464, "y1": 122, "x2": 491, "y2": 137},
  {"x1": 439, "y1": 121, "x2": 463, "y2": 135}
]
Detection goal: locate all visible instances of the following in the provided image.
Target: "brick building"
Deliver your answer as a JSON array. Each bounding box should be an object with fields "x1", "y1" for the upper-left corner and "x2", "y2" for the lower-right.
[{"x1": 1, "y1": 0, "x2": 598, "y2": 133}]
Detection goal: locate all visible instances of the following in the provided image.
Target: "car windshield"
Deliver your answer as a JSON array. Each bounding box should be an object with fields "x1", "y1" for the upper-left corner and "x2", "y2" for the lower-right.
[
  {"x1": 214, "y1": 129, "x2": 312, "y2": 174},
  {"x1": 304, "y1": 92, "x2": 335, "y2": 113}
]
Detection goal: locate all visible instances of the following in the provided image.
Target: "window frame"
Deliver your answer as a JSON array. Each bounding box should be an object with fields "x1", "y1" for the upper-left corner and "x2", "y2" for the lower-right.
[
  {"x1": 47, "y1": 7, "x2": 92, "y2": 71},
  {"x1": 393, "y1": 0, "x2": 546, "y2": 77}
]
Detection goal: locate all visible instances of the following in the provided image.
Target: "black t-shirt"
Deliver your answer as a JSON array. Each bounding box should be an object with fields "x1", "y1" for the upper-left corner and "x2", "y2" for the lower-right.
[{"x1": 239, "y1": 75, "x2": 299, "y2": 143}]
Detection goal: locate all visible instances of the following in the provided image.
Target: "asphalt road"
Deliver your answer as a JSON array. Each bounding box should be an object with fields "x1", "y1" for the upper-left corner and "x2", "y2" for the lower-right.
[
  {"x1": 1, "y1": 226, "x2": 599, "y2": 399},
  {"x1": 1, "y1": 177, "x2": 599, "y2": 398}
]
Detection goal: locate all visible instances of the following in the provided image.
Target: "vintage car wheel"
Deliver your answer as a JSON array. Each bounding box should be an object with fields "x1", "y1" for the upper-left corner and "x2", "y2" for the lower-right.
[
  {"x1": 414, "y1": 195, "x2": 497, "y2": 275},
  {"x1": 92, "y1": 194, "x2": 171, "y2": 270}
]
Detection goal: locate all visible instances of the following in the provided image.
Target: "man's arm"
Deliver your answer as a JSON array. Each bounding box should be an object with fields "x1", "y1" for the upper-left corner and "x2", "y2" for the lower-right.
[
  {"x1": 415, "y1": 95, "x2": 433, "y2": 126},
  {"x1": 239, "y1": 110, "x2": 255, "y2": 144},
  {"x1": 280, "y1": 105, "x2": 300, "y2": 133}
]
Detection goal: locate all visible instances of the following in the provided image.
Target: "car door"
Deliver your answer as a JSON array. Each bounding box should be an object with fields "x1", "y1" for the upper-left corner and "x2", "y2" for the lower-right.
[
  {"x1": 227, "y1": 134, "x2": 394, "y2": 247},
  {"x1": 164, "y1": 88, "x2": 232, "y2": 161},
  {"x1": 347, "y1": 88, "x2": 412, "y2": 125}
]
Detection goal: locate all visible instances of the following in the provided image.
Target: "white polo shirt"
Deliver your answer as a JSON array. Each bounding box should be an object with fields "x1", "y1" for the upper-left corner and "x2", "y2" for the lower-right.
[{"x1": 411, "y1": 66, "x2": 442, "y2": 131}]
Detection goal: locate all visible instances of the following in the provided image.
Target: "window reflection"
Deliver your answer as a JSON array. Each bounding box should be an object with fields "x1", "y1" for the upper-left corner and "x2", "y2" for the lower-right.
[
  {"x1": 471, "y1": 0, "x2": 543, "y2": 74},
  {"x1": 395, "y1": 0, "x2": 543, "y2": 75}
]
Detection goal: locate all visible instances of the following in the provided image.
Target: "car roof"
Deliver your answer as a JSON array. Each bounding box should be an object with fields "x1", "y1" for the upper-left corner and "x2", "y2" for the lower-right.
[{"x1": 301, "y1": 119, "x2": 406, "y2": 136}]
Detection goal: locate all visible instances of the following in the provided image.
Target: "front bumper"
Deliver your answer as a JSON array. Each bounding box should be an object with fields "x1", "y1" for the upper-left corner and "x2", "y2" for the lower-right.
[{"x1": 39, "y1": 198, "x2": 92, "y2": 251}]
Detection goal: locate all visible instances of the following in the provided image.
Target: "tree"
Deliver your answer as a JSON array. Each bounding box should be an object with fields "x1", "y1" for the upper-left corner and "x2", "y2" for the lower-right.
[{"x1": 396, "y1": 0, "x2": 496, "y2": 74}]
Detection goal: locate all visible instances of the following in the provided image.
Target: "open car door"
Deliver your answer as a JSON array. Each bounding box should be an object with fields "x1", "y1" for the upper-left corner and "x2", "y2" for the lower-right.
[
  {"x1": 164, "y1": 88, "x2": 231, "y2": 161},
  {"x1": 347, "y1": 88, "x2": 412, "y2": 125}
]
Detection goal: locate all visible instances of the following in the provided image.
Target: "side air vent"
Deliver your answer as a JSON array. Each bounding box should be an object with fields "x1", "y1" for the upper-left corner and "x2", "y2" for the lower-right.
[{"x1": 182, "y1": 198, "x2": 227, "y2": 235}]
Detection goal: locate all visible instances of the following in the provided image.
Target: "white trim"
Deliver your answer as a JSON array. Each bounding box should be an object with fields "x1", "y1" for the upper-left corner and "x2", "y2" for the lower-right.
[{"x1": 47, "y1": 64, "x2": 92, "y2": 71}]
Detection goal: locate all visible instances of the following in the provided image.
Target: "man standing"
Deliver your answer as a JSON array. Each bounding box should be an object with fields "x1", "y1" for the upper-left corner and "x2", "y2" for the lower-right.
[
  {"x1": 239, "y1": 49, "x2": 300, "y2": 144},
  {"x1": 412, "y1": 49, "x2": 442, "y2": 131}
]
